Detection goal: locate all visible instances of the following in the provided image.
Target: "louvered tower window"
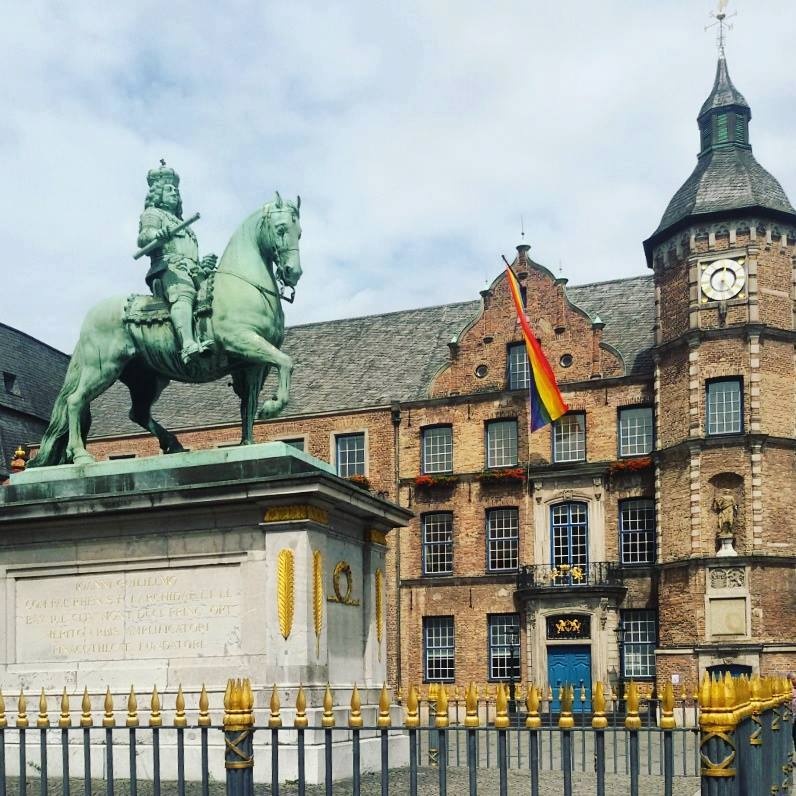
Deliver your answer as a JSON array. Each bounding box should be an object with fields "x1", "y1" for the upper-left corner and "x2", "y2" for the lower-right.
[{"x1": 715, "y1": 114, "x2": 729, "y2": 144}]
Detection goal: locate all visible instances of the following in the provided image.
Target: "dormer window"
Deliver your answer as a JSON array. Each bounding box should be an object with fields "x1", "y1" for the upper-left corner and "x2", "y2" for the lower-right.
[{"x1": 3, "y1": 372, "x2": 20, "y2": 396}]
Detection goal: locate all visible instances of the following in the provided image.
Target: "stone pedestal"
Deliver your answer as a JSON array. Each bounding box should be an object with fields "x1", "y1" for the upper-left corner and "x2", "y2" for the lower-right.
[{"x1": 0, "y1": 443, "x2": 412, "y2": 783}]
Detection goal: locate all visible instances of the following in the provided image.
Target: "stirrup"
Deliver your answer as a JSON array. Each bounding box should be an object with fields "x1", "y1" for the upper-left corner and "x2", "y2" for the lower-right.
[
  {"x1": 181, "y1": 342, "x2": 201, "y2": 363},
  {"x1": 197, "y1": 338, "x2": 215, "y2": 355}
]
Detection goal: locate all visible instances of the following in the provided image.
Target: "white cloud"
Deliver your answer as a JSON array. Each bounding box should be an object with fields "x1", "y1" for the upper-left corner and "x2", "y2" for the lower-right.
[{"x1": 1, "y1": 1, "x2": 794, "y2": 351}]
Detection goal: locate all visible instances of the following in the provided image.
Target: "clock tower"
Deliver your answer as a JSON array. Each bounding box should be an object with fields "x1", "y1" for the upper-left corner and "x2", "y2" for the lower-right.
[{"x1": 644, "y1": 54, "x2": 796, "y2": 681}]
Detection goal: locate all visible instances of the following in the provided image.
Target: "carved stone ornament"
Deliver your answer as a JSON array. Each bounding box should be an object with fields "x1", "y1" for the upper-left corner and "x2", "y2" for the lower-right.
[
  {"x1": 327, "y1": 561, "x2": 360, "y2": 606},
  {"x1": 710, "y1": 567, "x2": 745, "y2": 590}
]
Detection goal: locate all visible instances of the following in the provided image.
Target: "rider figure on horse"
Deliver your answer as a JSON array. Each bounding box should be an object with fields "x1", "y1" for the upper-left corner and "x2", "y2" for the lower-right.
[{"x1": 137, "y1": 161, "x2": 215, "y2": 363}]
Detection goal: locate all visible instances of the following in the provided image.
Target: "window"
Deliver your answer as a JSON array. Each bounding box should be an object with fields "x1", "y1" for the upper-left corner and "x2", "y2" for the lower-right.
[
  {"x1": 620, "y1": 499, "x2": 655, "y2": 565},
  {"x1": 618, "y1": 407, "x2": 653, "y2": 457},
  {"x1": 507, "y1": 343, "x2": 530, "y2": 390},
  {"x1": 422, "y1": 513, "x2": 453, "y2": 575},
  {"x1": 553, "y1": 413, "x2": 585, "y2": 463},
  {"x1": 486, "y1": 420, "x2": 518, "y2": 468},
  {"x1": 706, "y1": 379, "x2": 742, "y2": 435},
  {"x1": 283, "y1": 438, "x2": 305, "y2": 452},
  {"x1": 488, "y1": 614, "x2": 521, "y2": 681},
  {"x1": 486, "y1": 508, "x2": 519, "y2": 571},
  {"x1": 716, "y1": 114, "x2": 729, "y2": 144},
  {"x1": 3, "y1": 372, "x2": 19, "y2": 396},
  {"x1": 422, "y1": 426, "x2": 453, "y2": 473},
  {"x1": 551, "y1": 502, "x2": 588, "y2": 571},
  {"x1": 621, "y1": 610, "x2": 657, "y2": 678},
  {"x1": 335, "y1": 433, "x2": 365, "y2": 477},
  {"x1": 423, "y1": 617, "x2": 455, "y2": 682},
  {"x1": 735, "y1": 115, "x2": 746, "y2": 144}
]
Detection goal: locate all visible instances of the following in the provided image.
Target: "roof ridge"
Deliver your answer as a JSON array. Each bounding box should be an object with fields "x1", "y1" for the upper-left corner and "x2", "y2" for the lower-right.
[
  {"x1": 286, "y1": 299, "x2": 481, "y2": 330},
  {"x1": 567, "y1": 274, "x2": 653, "y2": 290}
]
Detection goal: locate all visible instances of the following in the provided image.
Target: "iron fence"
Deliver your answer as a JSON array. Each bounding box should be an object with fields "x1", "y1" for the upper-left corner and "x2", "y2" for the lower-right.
[{"x1": 0, "y1": 675, "x2": 790, "y2": 795}]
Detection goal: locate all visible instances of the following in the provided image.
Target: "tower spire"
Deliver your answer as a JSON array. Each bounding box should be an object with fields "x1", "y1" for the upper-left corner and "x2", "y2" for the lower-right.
[{"x1": 706, "y1": 0, "x2": 736, "y2": 58}]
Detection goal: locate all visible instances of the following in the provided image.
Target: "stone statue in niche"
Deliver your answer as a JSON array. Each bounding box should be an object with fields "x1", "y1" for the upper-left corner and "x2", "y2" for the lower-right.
[{"x1": 713, "y1": 488, "x2": 739, "y2": 557}]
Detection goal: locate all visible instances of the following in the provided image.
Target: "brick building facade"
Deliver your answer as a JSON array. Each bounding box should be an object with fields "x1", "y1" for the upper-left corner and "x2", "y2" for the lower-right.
[{"x1": 21, "y1": 55, "x2": 796, "y2": 696}]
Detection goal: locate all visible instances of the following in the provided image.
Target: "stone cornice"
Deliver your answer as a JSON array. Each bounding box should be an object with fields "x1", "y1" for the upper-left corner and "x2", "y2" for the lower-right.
[
  {"x1": 652, "y1": 324, "x2": 796, "y2": 359},
  {"x1": 654, "y1": 433, "x2": 795, "y2": 460},
  {"x1": 657, "y1": 554, "x2": 796, "y2": 571}
]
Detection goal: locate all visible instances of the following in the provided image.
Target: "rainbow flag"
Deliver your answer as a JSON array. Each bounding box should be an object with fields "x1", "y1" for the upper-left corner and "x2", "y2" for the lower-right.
[{"x1": 505, "y1": 266, "x2": 569, "y2": 431}]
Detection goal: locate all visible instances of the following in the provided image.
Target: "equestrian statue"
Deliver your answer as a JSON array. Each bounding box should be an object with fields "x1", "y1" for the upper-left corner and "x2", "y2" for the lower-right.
[{"x1": 30, "y1": 162, "x2": 302, "y2": 467}]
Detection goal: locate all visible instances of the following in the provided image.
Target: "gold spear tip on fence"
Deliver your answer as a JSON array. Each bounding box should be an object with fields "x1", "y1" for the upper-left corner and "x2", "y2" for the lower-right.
[
  {"x1": 80, "y1": 686, "x2": 92, "y2": 728},
  {"x1": 294, "y1": 684, "x2": 308, "y2": 730},
  {"x1": 404, "y1": 684, "x2": 420, "y2": 729},
  {"x1": 16, "y1": 688, "x2": 29, "y2": 729},
  {"x1": 435, "y1": 682, "x2": 450, "y2": 729},
  {"x1": 198, "y1": 684, "x2": 211, "y2": 728},
  {"x1": 558, "y1": 684, "x2": 574, "y2": 730},
  {"x1": 494, "y1": 682, "x2": 510, "y2": 729},
  {"x1": 592, "y1": 682, "x2": 608, "y2": 730},
  {"x1": 525, "y1": 683, "x2": 541, "y2": 730},
  {"x1": 103, "y1": 686, "x2": 116, "y2": 728},
  {"x1": 464, "y1": 682, "x2": 480, "y2": 729},
  {"x1": 659, "y1": 682, "x2": 676, "y2": 730},
  {"x1": 0, "y1": 688, "x2": 6, "y2": 729},
  {"x1": 126, "y1": 686, "x2": 139, "y2": 728},
  {"x1": 321, "y1": 683, "x2": 335, "y2": 728},
  {"x1": 377, "y1": 682, "x2": 392, "y2": 729},
  {"x1": 242, "y1": 679, "x2": 254, "y2": 717},
  {"x1": 59, "y1": 687, "x2": 71, "y2": 729},
  {"x1": 624, "y1": 681, "x2": 641, "y2": 731},
  {"x1": 174, "y1": 684, "x2": 187, "y2": 729},
  {"x1": 223, "y1": 678, "x2": 233, "y2": 712},
  {"x1": 36, "y1": 688, "x2": 49, "y2": 729},
  {"x1": 150, "y1": 685, "x2": 162, "y2": 728},
  {"x1": 348, "y1": 684, "x2": 363, "y2": 729},
  {"x1": 268, "y1": 683, "x2": 283, "y2": 729}
]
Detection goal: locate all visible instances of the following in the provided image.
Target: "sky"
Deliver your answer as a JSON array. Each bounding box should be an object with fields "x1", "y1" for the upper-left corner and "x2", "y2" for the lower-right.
[{"x1": 1, "y1": 1, "x2": 795, "y2": 353}]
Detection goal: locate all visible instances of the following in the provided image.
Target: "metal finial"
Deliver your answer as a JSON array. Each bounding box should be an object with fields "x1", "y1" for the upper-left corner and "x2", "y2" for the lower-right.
[
  {"x1": 174, "y1": 685, "x2": 187, "y2": 728},
  {"x1": 59, "y1": 688, "x2": 72, "y2": 728},
  {"x1": 294, "y1": 684, "x2": 308, "y2": 730},
  {"x1": 198, "y1": 684, "x2": 211, "y2": 728},
  {"x1": 520, "y1": 215, "x2": 525, "y2": 240},
  {"x1": 706, "y1": 0, "x2": 735, "y2": 57},
  {"x1": 269, "y1": 684, "x2": 283, "y2": 729},
  {"x1": 103, "y1": 687, "x2": 115, "y2": 728},
  {"x1": 126, "y1": 686, "x2": 139, "y2": 728}
]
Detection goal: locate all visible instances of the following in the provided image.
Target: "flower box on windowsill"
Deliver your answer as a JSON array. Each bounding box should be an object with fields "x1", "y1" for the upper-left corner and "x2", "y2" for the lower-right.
[
  {"x1": 414, "y1": 474, "x2": 459, "y2": 489},
  {"x1": 347, "y1": 474, "x2": 372, "y2": 491},
  {"x1": 608, "y1": 457, "x2": 653, "y2": 476},
  {"x1": 476, "y1": 467, "x2": 527, "y2": 485}
]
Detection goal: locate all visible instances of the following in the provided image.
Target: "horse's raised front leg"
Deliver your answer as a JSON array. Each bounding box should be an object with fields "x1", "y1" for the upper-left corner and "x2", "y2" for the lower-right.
[{"x1": 222, "y1": 332, "x2": 293, "y2": 420}]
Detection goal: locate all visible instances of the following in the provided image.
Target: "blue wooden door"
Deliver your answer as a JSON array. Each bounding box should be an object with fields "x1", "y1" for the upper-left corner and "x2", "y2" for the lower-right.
[{"x1": 547, "y1": 645, "x2": 592, "y2": 712}]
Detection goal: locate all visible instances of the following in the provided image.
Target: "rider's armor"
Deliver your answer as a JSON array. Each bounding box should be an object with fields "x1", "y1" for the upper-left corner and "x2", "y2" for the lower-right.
[{"x1": 138, "y1": 163, "x2": 213, "y2": 364}]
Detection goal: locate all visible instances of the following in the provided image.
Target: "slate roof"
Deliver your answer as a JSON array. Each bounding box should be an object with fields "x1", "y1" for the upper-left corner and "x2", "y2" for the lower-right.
[
  {"x1": 651, "y1": 57, "x2": 796, "y2": 243},
  {"x1": 699, "y1": 57, "x2": 748, "y2": 117},
  {"x1": 0, "y1": 323, "x2": 69, "y2": 474},
  {"x1": 88, "y1": 275, "x2": 655, "y2": 438}
]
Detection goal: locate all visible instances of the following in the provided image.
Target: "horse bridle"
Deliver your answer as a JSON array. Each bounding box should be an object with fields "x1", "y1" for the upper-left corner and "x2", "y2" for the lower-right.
[{"x1": 260, "y1": 204, "x2": 299, "y2": 304}]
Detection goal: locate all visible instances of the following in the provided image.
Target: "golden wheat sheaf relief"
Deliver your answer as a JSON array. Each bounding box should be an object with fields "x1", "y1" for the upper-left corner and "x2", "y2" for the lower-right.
[
  {"x1": 277, "y1": 549, "x2": 295, "y2": 640},
  {"x1": 313, "y1": 549, "x2": 324, "y2": 657},
  {"x1": 375, "y1": 568, "x2": 383, "y2": 661}
]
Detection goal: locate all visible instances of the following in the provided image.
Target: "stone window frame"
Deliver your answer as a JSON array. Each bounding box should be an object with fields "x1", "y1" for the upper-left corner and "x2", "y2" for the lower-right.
[
  {"x1": 552, "y1": 412, "x2": 586, "y2": 463},
  {"x1": 421, "y1": 511, "x2": 454, "y2": 576},
  {"x1": 487, "y1": 613, "x2": 521, "y2": 682},
  {"x1": 485, "y1": 506, "x2": 520, "y2": 572},
  {"x1": 705, "y1": 377, "x2": 743, "y2": 436},
  {"x1": 506, "y1": 342, "x2": 530, "y2": 391},
  {"x1": 333, "y1": 431, "x2": 367, "y2": 478},
  {"x1": 485, "y1": 418, "x2": 518, "y2": 469},
  {"x1": 423, "y1": 615, "x2": 455, "y2": 683},
  {"x1": 620, "y1": 609, "x2": 657, "y2": 679},
  {"x1": 619, "y1": 498, "x2": 656, "y2": 566},
  {"x1": 421, "y1": 425, "x2": 453, "y2": 474},
  {"x1": 617, "y1": 406, "x2": 654, "y2": 458}
]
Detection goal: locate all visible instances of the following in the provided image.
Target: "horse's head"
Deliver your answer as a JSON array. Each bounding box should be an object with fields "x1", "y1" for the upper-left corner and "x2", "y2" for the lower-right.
[{"x1": 260, "y1": 192, "x2": 302, "y2": 296}]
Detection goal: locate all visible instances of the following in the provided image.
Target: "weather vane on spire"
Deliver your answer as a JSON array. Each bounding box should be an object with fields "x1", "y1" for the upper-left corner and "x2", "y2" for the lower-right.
[{"x1": 706, "y1": 0, "x2": 736, "y2": 57}]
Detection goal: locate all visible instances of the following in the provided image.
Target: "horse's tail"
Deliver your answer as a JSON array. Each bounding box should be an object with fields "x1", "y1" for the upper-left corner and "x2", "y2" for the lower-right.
[{"x1": 27, "y1": 351, "x2": 86, "y2": 469}]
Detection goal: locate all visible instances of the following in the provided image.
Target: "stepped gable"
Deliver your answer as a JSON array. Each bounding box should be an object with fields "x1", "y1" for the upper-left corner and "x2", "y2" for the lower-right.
[{"x1": 0, "y1": 323, "x2": 69, "y2": 474}]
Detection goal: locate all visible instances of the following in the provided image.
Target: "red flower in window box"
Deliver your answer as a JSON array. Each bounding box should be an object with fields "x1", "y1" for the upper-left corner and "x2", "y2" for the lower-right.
[
  {"x1": 608, "y1": 457, "x2": 653, "y2": 476},
  {"x1": 476, "y1": 467, "x2": 527, "y2": 484},
  {"x1": 347, "y1": 474, "x2": 372, "y2": 491},
  {"x1": 414, "y1": 474, "x2": 459, "y2": 489}
]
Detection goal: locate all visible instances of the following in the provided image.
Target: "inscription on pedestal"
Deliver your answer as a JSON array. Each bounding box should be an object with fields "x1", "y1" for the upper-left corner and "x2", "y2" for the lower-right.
[{"x1": 16, "y1": 565, "x2": 242, "y2": 662}]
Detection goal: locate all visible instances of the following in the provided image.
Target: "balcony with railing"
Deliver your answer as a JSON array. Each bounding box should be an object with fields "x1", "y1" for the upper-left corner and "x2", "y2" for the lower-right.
[{"x1": 516, "y1": 561, "x2": 625, "y2": 596}]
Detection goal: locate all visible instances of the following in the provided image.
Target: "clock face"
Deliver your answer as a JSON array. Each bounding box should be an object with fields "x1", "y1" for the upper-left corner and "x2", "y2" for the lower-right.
[{"x1": 700, "y1": 258, "x2": 746, "y2": 301}]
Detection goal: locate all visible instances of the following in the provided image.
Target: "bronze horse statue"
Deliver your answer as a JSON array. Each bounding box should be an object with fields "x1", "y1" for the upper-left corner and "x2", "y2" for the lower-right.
[{"x1": 30, "y1": 193, "x2": 302, "y2": 467}]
